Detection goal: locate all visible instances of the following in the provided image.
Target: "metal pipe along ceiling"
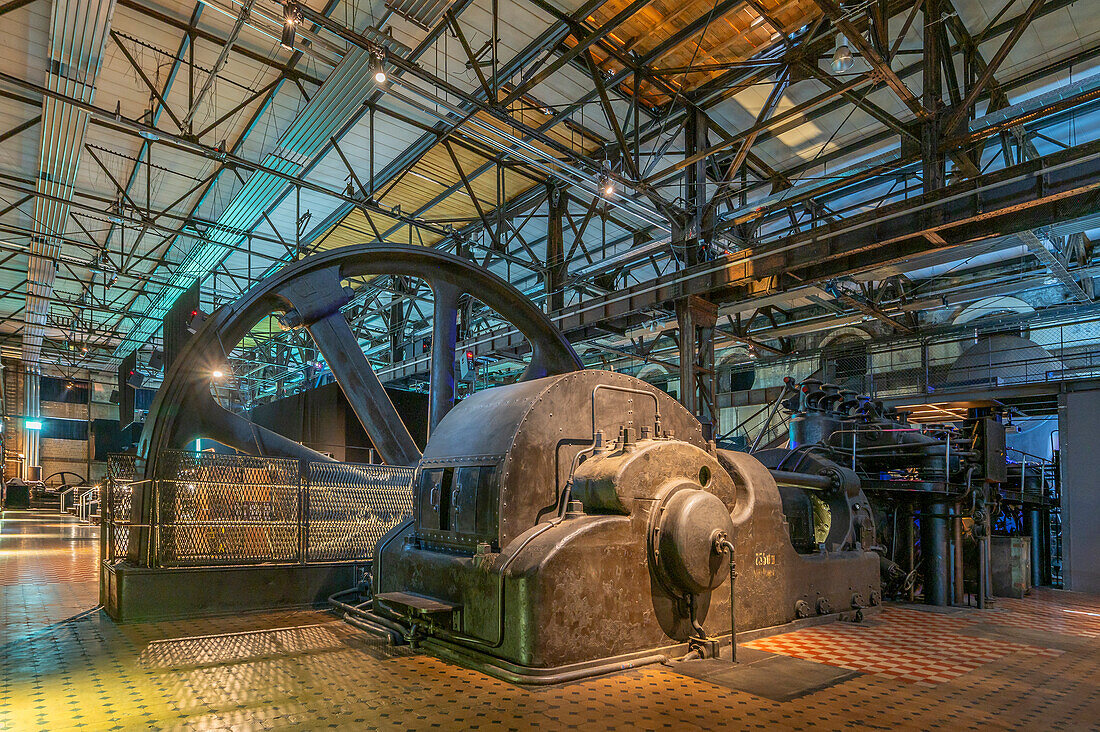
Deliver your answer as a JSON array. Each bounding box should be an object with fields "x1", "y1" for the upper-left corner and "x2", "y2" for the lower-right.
[{"x1": 26, "y1": 0, "x2": 117, "y2": 363}]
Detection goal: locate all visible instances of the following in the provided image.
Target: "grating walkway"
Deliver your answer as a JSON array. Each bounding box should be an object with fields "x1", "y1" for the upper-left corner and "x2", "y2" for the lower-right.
[{"x1": 1, "y1": 508, "x2": 1099, "y2": 730}]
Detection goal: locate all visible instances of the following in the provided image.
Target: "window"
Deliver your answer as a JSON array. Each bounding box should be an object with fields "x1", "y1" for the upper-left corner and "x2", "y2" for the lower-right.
[
  {"x1": 40, "y1": 377, "x2": 89, "y2": 404},
  {"x1": 41, "y1": 418, "x2": 88, "y2": 441},
  {"x1": 825, "y1": 337, "x2": 869, "y2": 390}
]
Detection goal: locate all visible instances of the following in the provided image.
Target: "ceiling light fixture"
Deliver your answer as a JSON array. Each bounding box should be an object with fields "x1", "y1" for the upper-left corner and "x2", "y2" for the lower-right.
[
  {"x1": 831, "y1": 34, "x2": 854, "y2": 73},
  {"x1": 212, "y1": 369, "x2": 224, "y2": 379},
  {"x1": 281, "y1": 1, "x2": 301, "y2": 50},
  {"x1": 370, "y1": 53, "x2": 387, "y2": 84}
]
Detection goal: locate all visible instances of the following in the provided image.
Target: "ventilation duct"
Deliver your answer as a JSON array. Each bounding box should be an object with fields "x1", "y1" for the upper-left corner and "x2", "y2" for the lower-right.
[
  {"x1": 23, "y1": 364, "x2": 40, "y2": 481},
  {"x1": 25, "y1": 0, "x2": 116, "y2": 363}
]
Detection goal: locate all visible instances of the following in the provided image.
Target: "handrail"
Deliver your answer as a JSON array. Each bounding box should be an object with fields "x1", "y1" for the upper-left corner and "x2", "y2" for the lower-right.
[
  {"x1": 1006, "y1": 447, "x2": 1055, "y2": 466},
  {"x1": 76, "y1": 486, "x2": 100, "y2": 523},
  {"x1": 58, "y1": 486, "x2": 78, "y2": 514}
]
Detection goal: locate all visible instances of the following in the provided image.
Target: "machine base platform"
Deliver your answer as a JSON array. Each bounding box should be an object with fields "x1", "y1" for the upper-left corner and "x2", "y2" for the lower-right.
[
  {"x1": 352, "y1": 605, "x2": 878, "y2": 686},
  {"x1": 101, "y1": 561, "x2": 361, "y2": 622}
]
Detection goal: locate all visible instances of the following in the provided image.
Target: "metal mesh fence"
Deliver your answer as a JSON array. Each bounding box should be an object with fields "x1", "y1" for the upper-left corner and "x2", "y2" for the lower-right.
[
  {"x1": 105, "y1": 454, "x2": 137, "y2": 563},
  {"x1": 125, "y1": 451, "x2": 416, "y2": 567},
  {"x1": 306, "y1": 462, "x2": 415, "y2": 562},
  {"x1": 824, "y1": 341, "x2": 869, "y2": 393},
  {"x1": 155, "y1": 452, "x2": 301, "y2": 566},
  {"x1": 107, "y1": 453, "x2": 137, "y2": 481}
]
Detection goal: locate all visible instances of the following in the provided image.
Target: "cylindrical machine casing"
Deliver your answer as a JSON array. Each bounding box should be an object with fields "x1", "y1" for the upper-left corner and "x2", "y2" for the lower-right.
[
  {"x1": 790, "y1": 412, "x2": 848, "y2": 449},
  {"x1": 922, "y1": 501, "x2": 950, "y2": 606},
  {"x1": 651, "y1": 487, "x2": 735, "y2": 595}
]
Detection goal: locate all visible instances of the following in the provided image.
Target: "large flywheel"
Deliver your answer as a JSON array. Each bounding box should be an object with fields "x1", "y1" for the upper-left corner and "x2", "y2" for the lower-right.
[{"x1": 137, "y1": 244, "x2": 581, "y2": 479}]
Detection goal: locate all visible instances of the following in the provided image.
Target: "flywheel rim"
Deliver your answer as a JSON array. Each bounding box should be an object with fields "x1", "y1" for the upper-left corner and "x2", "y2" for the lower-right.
[{"x1": 137, "y1": 243, "x2": 581, "y2": 479}]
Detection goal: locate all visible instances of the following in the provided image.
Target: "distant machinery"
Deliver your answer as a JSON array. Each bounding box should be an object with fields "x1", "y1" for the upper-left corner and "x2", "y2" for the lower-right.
[{"x1": 751, "y1": 377, "x2": 1049, "y2": 608}]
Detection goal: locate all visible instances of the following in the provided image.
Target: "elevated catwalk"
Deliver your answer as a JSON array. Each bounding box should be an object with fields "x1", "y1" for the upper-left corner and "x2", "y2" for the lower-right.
[{"x1": 2, "y1": 510, "x2": 1098, "y2": 729}]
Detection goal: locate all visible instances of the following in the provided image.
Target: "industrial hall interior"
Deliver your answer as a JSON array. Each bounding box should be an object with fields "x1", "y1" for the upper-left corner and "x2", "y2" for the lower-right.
[{"x1": 1, "y1": 0, "x2": 1100, "y2": 728}]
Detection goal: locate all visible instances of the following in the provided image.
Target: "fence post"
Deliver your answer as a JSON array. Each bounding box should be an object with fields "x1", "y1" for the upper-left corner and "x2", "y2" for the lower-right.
[
  {"x1": 149, "y1": 479, "x2": 157, "y2": 569},
  {"x1": 923, "y1": 340, "x2": 930, "y2": 394},
  {"x1": 299, "y1": 459, "x2": 309, "y2": 565},
  {"x1": 100, "y1": 477, "x2": 109, "y2": 564}
]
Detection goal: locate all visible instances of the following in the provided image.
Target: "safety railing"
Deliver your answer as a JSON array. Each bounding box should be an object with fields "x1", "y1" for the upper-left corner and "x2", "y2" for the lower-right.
[
  {"x1": 723, "y1": 314, "x2": 1100, "y2": 403},
  {"x1": 76, "y1": 486, "x2": 100, "y2": 523},
  {"x1": 59, "y1": 486, "x2": 77, "y2": 514},
  {"x1": 102, "y1": 451, "x2": 415, "y2": 568},
  {"x1": 1004, "y1": 448, "x2": 1057, "y2": 503}
]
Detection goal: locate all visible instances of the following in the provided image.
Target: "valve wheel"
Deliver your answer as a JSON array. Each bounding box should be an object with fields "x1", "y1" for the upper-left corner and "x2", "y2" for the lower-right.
[{"x1": 137, "y1": 243, "x2": 581, "y2": 478}]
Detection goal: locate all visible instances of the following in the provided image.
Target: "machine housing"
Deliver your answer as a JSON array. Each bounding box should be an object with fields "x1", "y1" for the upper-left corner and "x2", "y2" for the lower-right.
[{"x1": 369, "y1": 370, "x2": 879, "y2": 682}]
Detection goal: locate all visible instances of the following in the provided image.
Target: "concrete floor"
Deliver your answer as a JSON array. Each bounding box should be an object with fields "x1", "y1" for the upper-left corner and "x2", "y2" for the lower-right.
[{"x1": 2, "y1": 508, "x2": 1098, "y2": 731}]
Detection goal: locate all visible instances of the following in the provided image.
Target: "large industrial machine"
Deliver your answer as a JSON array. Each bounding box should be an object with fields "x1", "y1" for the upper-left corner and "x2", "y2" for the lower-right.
[
  {"x1": 751, "y1": 377, "x2": 1021, "y2": 607},
  {"x1": 137, "y1": 244, "x2": 880, "y2": 684},
  {"x1": 359, "y1": 370, "x2": 879, "y2": 683}
]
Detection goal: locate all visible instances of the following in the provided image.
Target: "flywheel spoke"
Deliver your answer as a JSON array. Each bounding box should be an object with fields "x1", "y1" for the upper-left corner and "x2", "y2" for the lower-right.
[
  {"x1": 307, "y1": 310, "x2": 422, "y2": 466},
  {"x1": 194, "y1": 391, "x2": 334, "y2": 463},
  {"x1": 429, "y1": 281, "x2": 460, "y2": 433}
]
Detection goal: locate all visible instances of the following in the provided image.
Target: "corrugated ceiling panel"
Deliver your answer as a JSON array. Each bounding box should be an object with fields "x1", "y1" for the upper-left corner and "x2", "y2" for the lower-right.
[{"x1": 114, "y1": 47, "x2": 385, "y2": 358}]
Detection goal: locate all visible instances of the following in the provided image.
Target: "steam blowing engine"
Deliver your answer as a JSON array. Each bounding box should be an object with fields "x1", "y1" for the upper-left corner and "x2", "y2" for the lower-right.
[
  {"x1": 358, "y1": 370, "x2": 880, "y2": 683},
  {"x1": 126, "y1": 243, "x2": 885, "y2": 680},
  {"x1": 129, "y1": 242, "x2": 1025, "y2": 681}
]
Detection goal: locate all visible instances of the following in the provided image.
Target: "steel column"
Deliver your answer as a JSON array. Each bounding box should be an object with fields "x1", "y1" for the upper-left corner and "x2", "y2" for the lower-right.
[
  {"x1": 922, "y1": 0, "x2": 947, "y2": 195},
  {"x1": 676, "y1": 295, "x2": 718, "y2": 440},
  {"x1": 1028, "y1": 506, "x2": 1043, "y2": 588},
  {"x1": 429, "y1": 282, "x2": 460, "y2": 433},
  {"x1": 954, "y1": 500, "x2": 965, "y2": 604},
  {"x1": 907, "y1": 506, "x2": 916, "y2": 602},
  {"x1": 681, "y1": 108, "x2": 712, "y2": 267},
  {"x1": 546, "y1": 183, "x2": 566, "y2": 312}
]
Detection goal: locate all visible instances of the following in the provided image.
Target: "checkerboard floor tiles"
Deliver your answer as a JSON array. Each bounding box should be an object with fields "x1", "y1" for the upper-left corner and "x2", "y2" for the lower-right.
[
  {"x1": 2, "y1": 508, "x2": 1099, "y2": 730},
  {"x1": 983, "y1": 594, "x2": 1100, "y2": 638},
  {"x1": 744, "y1": 607, "x2": 1064, "y2": 685}
]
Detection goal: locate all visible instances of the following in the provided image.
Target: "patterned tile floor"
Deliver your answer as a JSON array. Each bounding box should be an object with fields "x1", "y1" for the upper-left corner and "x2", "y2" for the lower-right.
[
  {"x1": 744, "y1": 607, "x2": 1063, "y2": 685},
  {"x1": 2, "y1": 508, "x2": 1099, "y2": 730}
]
